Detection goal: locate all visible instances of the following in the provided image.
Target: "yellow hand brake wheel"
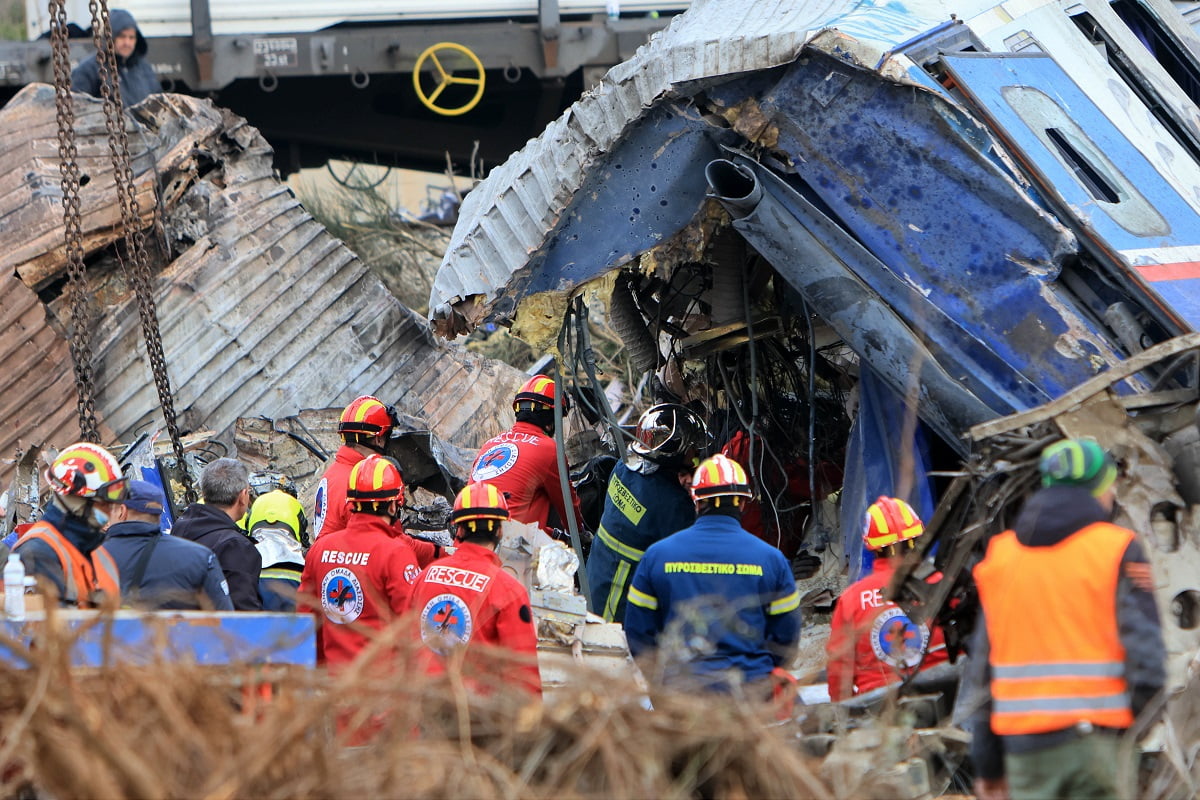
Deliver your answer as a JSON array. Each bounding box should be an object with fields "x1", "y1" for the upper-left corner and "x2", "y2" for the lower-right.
[{"x1": 413, "y1": 42, "x2": 486, "y2": 117}]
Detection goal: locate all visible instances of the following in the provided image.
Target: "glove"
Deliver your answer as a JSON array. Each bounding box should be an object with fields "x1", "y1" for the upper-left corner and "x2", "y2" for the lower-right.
[{"x1": 791, "y1": 550, "x2": 822, "y2": 580}]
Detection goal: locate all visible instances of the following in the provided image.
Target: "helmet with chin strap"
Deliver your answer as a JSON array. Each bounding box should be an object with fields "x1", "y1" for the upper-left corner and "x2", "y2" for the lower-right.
[
  {"x1": 451, "y1": 482, "x2": 510, "y2": 539},
  {"x1": 46, "y1": 443, "x2": 127, "y2": 503},
  {"x1": 514, "y1": 375, "x2": 568, "y2": 413},
  {"x1": 346, "y1": 455, "x2": 405, "y2": 511}
]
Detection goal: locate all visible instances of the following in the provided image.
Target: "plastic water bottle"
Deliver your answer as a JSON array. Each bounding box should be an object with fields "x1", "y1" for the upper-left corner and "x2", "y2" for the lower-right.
[
  {"x1": 607, "y1": 0, "x2": 620, "y2": 19},
  {"x1": 4, "y1": 552, "x2": 26, "y2": 622}
]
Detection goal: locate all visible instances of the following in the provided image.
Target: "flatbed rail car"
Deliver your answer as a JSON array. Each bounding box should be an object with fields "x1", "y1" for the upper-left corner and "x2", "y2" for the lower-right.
[{"x1": 0, "y1": 0, "x2": 689, "y2": 173}]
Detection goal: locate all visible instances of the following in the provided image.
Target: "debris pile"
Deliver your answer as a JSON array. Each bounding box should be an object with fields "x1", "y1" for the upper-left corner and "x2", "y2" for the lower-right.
[{"x1": 0, "y1": 85, "x2": 525, "y2": 492}]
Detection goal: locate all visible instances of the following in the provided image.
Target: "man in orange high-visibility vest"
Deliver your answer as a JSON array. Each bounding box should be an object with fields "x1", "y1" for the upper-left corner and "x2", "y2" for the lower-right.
[{"x1": 964, "y1": 439, "x2": 1165, "y2": 800}]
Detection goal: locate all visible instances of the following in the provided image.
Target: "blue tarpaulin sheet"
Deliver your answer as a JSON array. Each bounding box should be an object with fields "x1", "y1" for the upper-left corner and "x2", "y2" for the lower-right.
[
  {"x1": 840, "y1": 366, "x2": 935, "y2": 580},
  {"x1": 1, "y1": 610, "x2": 316, "y2": 668}
]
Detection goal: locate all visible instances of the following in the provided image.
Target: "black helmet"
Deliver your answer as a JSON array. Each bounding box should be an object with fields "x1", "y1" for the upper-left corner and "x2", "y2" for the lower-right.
[{"x1": 630, "y1": 404, "x2": 710, "y2": 467}]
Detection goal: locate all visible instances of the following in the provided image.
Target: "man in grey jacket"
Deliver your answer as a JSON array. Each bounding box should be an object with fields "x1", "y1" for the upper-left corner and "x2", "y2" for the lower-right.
[
  {"x1": 104, "y1": 480, "x2": 233, "y2": 610},
  {"x1": 70, "y1": 8, "x2": 160, "y2": 106}
]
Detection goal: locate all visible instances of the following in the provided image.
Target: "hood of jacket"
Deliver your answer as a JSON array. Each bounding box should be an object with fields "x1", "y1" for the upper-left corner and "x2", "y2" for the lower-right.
[
  {"x1": 1012, "y1": 485, "x2": 1111, "y2": 547},
  {"x1": 40, "y1": 501, "x2": 107, "y2": 554},
  {"x1": 108, "y1": 8, "x2": 147, "y2": 61}
]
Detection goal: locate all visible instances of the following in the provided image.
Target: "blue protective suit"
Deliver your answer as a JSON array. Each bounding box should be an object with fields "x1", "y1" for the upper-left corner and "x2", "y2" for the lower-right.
[
  {"x1": 624, "y1": 513, "x2": 802, "y2": 691},
  {"x1": 585, "y1": 461, "x2": 694, "y2": 622}
]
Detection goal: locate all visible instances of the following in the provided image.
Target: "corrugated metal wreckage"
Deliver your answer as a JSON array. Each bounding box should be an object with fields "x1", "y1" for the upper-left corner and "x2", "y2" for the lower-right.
[{"x1": 430, "y1": 0, "x2": 1200, "y2": 785}]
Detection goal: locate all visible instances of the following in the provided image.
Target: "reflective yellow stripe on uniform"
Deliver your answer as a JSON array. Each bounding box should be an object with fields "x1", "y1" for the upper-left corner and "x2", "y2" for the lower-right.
[
  {"x1": 261, "y1": 568, "x2": 300, "y2": 581},
  {"x1": 603, "y1": 560, "x2": 632, "y2": 622},
  {"x1": 768, "y1": 590, "x2": 800, "y2": 615},
  {"x1": 627, "y1": 585, "x2": 658, "y2": 611},
  {"x1": 596, "y1": 524, "x2": 645, "y2": 562}
]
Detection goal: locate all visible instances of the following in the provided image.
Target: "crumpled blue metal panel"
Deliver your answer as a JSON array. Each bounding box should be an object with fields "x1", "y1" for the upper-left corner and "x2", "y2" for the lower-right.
[
  {"x1": 714, "y1": 52, "x2": 1129, "y2": 404},
  {"x1": 504, "y1": 106, "x2": 739, "y2": 303},
  {"x1": 713, "y1": 157, "x2": 997, "y2": 448}
]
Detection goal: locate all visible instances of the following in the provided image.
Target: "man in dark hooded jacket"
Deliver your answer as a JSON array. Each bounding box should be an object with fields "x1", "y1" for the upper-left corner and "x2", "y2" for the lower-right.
[
  {"x1": 172, "y1": 458, "x2": 263, "y2": 610},
  {"x1": 70, "y1": 8, "x2": 160, "y2": 106}
]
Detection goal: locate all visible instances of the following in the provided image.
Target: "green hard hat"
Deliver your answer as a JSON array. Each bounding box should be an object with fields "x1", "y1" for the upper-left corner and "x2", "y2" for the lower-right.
[{"x1": 1039, "y1": 438, "x2": 1118, "y2": 497}]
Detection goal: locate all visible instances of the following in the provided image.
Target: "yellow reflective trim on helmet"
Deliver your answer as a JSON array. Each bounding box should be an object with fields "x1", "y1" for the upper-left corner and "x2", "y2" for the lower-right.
[
  {"x1": 372, "y1": 457, "x2": 389, "y2": 489},
  {"x1": 627, "y1": 585, "x2": 658, "y2": 611}
]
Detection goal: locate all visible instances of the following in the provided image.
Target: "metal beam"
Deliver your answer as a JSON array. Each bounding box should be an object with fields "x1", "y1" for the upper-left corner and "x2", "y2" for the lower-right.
[{"x1": 189, "y1": 0, "x2": 215, "y2": 86}]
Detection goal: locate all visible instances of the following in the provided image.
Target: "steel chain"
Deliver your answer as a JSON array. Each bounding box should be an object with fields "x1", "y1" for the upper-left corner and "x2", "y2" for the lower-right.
[
  {"x1": 87, "y1": 0, "x2": 197, "y2": 503},
  {"x1": 48, "y1": 0, "x2": 101, "y2": 443}
]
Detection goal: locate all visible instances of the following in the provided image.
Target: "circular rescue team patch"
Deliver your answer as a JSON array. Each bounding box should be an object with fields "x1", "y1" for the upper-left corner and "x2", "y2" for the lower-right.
[
  {"x1": 420, "y1": 594, "x2": 474, "y2": 655},
  {"x1": 472, "y1": 443, "x2": 519, "y2": 481},
  {"x1": 321, "y1": 567, "x2": 364, "y2": 624},
  {"x1": 870, "y1": 606, "x2": 930, "y2": 669},
  {"x1": 312, "y1": 477, "x2": 329, "y2": 536}
]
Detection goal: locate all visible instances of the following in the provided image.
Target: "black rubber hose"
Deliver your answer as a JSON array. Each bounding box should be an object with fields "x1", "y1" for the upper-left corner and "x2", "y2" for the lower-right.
[{"x1": 609, "y1": 273, "x2": 660, "y2": 374}]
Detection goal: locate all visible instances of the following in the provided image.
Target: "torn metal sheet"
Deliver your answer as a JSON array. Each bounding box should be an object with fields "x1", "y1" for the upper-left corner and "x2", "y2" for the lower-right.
[
  {"x1": 430, "y1": 0, "x2": 1019, "y2": 336},
  {"x1": 0, "y1": 85, "x2": 526, "y2": 488}
]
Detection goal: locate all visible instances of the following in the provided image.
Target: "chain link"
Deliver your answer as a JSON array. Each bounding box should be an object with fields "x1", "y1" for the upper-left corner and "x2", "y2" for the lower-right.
[
  {"x1": 48, "y1": 0, "x2": 101, "y2": 444},
  {"x1": 85, "y1": 0, "x2": 197, "y2": 503}
]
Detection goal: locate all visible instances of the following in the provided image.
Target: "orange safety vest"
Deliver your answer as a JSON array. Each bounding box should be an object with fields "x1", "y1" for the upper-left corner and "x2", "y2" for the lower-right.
[
  {"x1": 973, "y1": 522, "x2": 1134, "y2": 735},
  {"x1": 16, "y1": 522, "x2": 121, "y2": 609}
]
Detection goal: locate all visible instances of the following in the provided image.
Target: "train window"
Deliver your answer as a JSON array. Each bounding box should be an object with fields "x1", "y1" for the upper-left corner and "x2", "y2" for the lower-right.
[{"x1": 1002, "y1": 85, "x2": 1169, "y2": 236}]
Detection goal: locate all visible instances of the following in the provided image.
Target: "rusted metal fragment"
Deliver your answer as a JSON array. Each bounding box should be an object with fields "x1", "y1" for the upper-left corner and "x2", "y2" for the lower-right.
[{"x1": 718, "y1": 97, "x2": 780, "y2": 149}]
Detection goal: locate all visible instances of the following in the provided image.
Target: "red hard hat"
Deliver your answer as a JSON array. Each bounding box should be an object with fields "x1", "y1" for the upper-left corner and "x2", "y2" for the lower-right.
[
  {"x1": 862, "y1": 496, "x2": 924, "y2": 551},
  {"x1": 451, "y1": 482, "x2": 510, "y2": 526},
  {"x1": 689, "y1": 453, "x2": 753, "y2": 502},
  {"x1": 346, "y1": 455, "x2": 404, "y2": 506},
  {"x1": 338, "y1": 395, "x2": 393, "y2": 437},
  {"x1": 514, "y1": 374, "x2": 566, "y2": 412}
]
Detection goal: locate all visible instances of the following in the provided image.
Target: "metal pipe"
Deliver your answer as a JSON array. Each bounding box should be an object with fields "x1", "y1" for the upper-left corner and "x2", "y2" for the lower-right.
[
  {"x1": 555, "y1": 311, "x2": 592, "y2": 608},
  {"x1": 705, "y1": 159, "x2": 762, "y2": 219}
]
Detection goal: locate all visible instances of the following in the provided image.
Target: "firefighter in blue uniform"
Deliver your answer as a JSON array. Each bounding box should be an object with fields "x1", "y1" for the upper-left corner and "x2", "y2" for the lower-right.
[
  {"x1": 585, "y1": 403, "x2": 708, "y2": 622},
  {"x1": 624, "y1": 454, "x2": 802, "y2": 693}
]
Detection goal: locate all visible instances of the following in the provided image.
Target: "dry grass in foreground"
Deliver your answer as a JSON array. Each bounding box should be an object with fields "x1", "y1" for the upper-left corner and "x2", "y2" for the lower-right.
[{"x1": 0, "y1": 615, "x2": 838, "y2": 800}]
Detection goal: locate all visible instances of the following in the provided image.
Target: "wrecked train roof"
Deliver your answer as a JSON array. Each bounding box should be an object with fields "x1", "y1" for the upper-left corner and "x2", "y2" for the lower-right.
[
  {"x1": 428, "y1": 0, "x2": 1016, "y2": 334},
  {"x1": 431, "y1": 0, "x2": 1200, "y2": 336},
  {"x1": 0, "y1": 86, "x2": 524, "y2": 486},
  {"x1": 429, "y1": 0, "x2": 1200, "y2": 444}
]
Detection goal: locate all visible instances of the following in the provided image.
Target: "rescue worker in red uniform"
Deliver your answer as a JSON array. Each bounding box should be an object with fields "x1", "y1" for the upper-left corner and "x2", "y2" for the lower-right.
[
  {"x1": 825, "y1": 496, "x2": 949, "y2": 700},
  {"x1": 311, "y1": 395, "x2": 441, "y2": 565},
  {"x1": 13, "y1": 443, "x2": 124, "y2": 608},
  {"x1": 411, "y1": 482, "x2": 541, "y2": 696},
  {"x1": 965, "y1": 439, "x2": 1165, "y2": 800},
  {"x1": 299, "y1": 455, "x2": 421, "y2": 670},
  {"x1": 470, "y1": 375, "x2": 583, "y2": 536}
]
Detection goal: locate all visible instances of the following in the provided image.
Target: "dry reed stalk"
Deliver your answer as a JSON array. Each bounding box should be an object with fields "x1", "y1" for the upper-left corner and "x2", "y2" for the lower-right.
[{"x1": 0, "y1": 611, "x2": 990, "y2": 799}]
